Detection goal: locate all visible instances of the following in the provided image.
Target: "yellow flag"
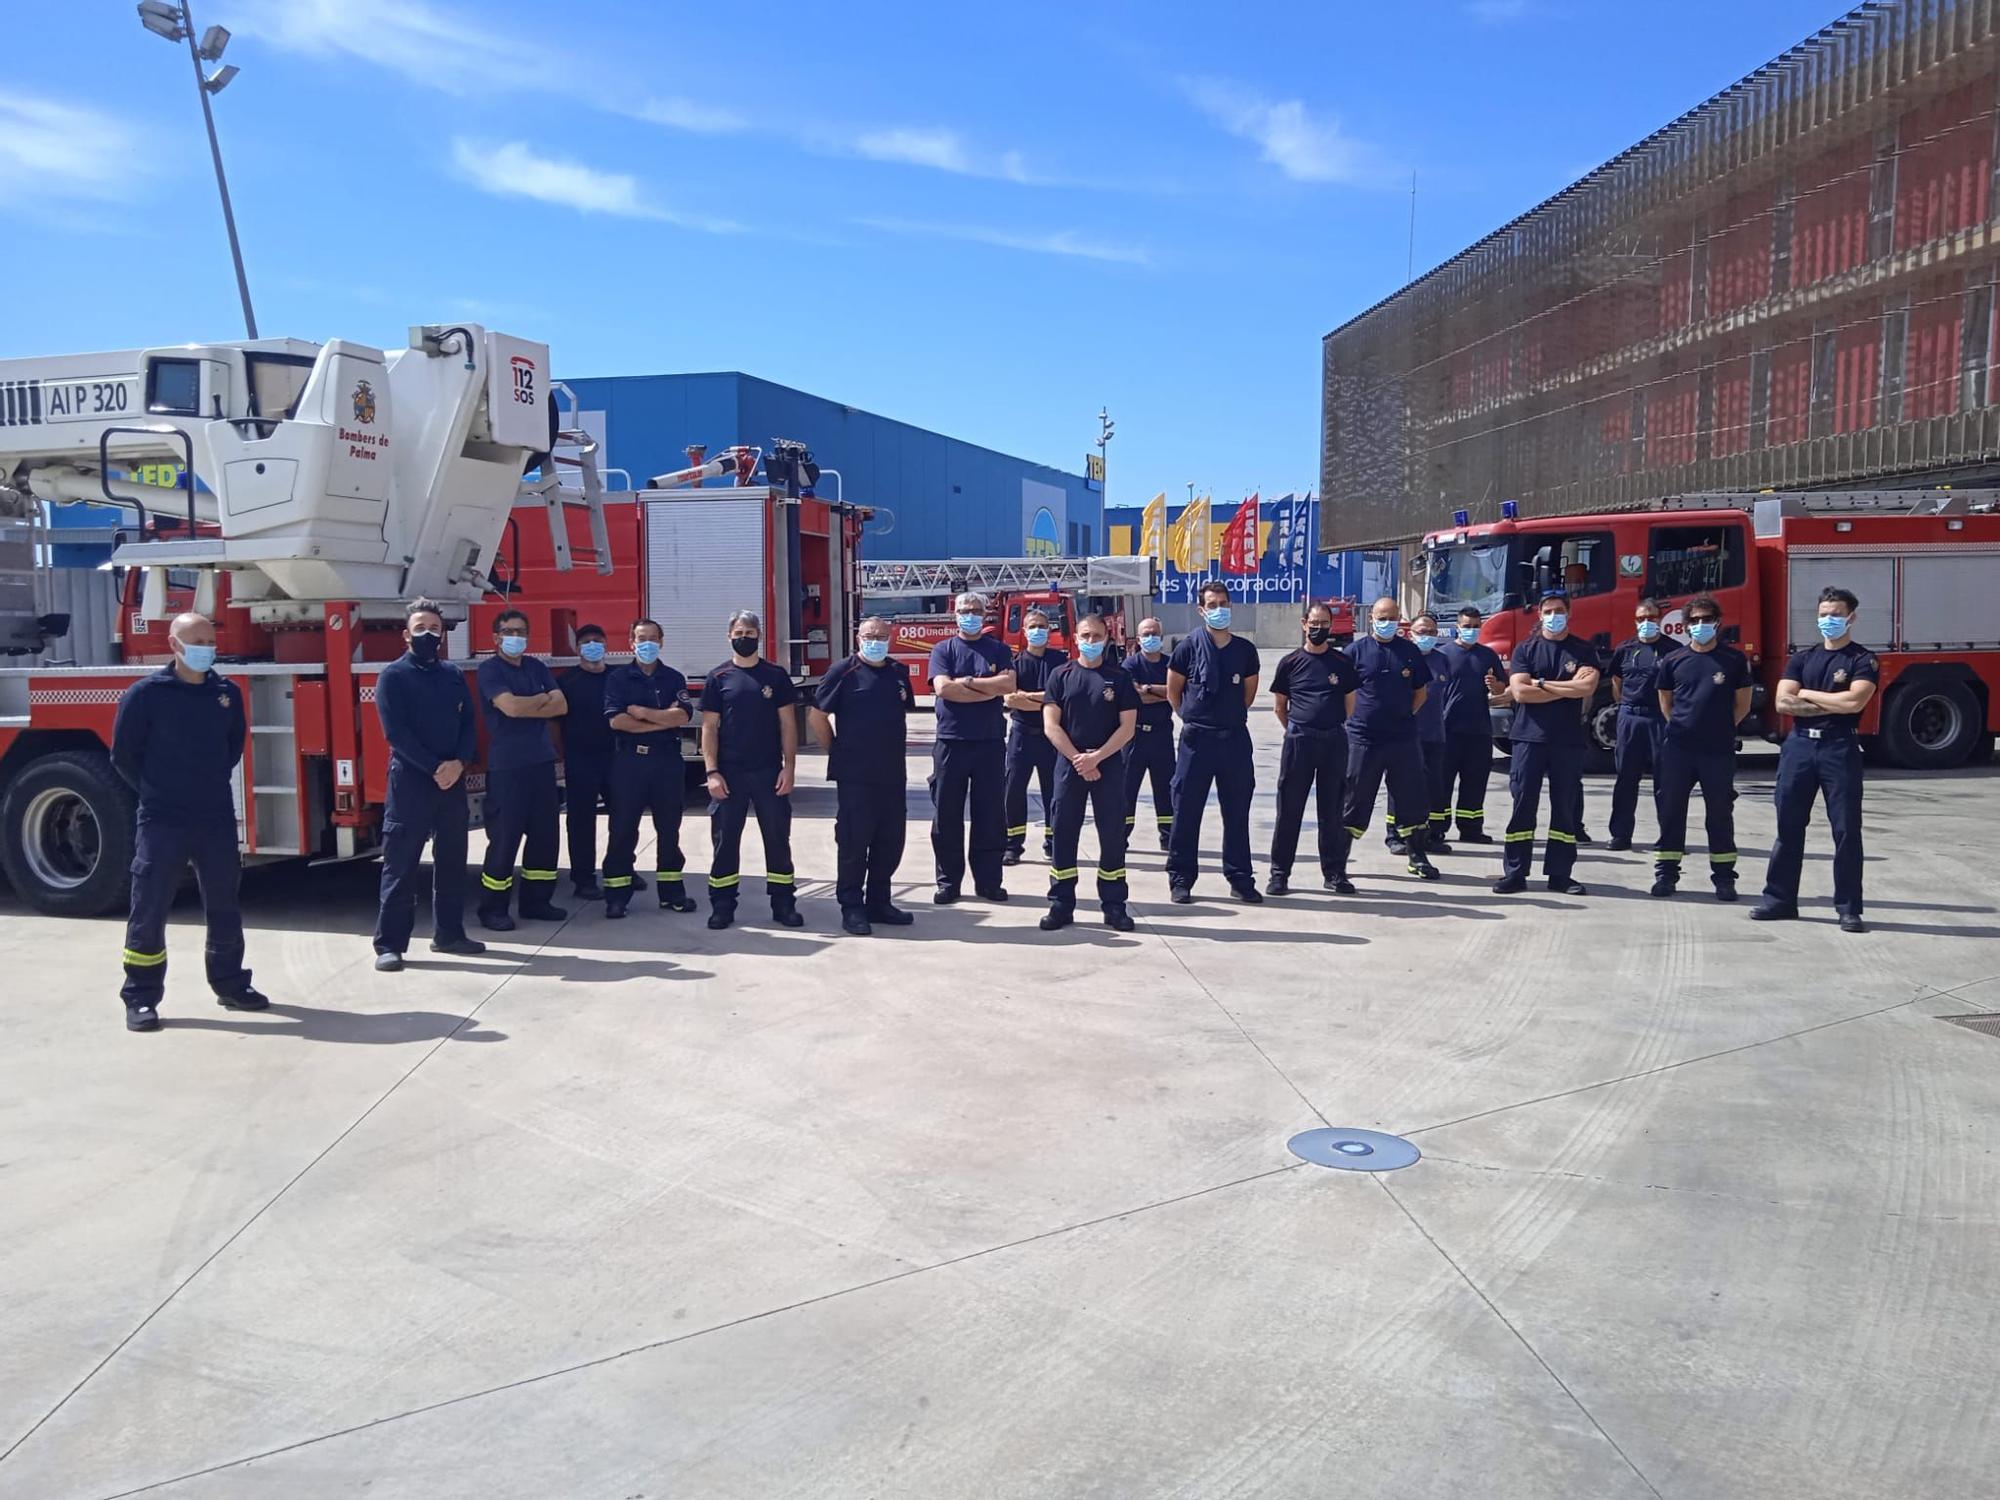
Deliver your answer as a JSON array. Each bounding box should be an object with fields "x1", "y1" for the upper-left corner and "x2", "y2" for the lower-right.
[
  {"x1": 1173, "y1": 498, "x2": 1210, "y2": 571},
  {"x1": 1140, "y1": 493, "x2": 1167, "y2": 562}
]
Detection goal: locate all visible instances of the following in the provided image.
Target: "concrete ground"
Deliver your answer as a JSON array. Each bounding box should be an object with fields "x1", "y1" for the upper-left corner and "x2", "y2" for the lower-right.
[{"x1": 4, "y1": 656, "x2": 1999, "y2": 1499}]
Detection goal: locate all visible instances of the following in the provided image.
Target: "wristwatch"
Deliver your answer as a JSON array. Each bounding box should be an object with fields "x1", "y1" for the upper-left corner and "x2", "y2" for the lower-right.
[{"x1": 1534, "y1": 677, "x2": 1545, "y2": 689}]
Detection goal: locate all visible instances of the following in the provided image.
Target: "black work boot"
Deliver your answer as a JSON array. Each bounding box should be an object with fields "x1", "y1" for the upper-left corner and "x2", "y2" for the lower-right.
[
  {"x1": 1103, "y1": 903, "x2": 1135, "y2": 932},
  {"x1": 1039, "y1": 905, "x2": 1074, "y2": 932}
]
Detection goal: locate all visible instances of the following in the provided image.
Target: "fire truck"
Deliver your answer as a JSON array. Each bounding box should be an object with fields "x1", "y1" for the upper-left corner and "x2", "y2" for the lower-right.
[
  {"x1": 0, "y1": 324, "x2": 608, "y2": 917},
  {"x1": 860, "y1": 555, "x2": 1157, "y2": 693},
  {"x1": 1420, "y1": 490, "x2": 2000, "y2": 769}
]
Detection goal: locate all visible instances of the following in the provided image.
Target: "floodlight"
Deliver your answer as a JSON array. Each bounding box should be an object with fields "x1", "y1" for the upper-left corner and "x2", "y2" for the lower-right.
[
  {"x1": 204, "y1": 63, "x2": 238, "y2": 93},
  {"x1": 198, "y1": 23, "x2": 230, "y2": 59},
  {"x1": 137, "y1": 1, "x2": 186, "y2": 41}
]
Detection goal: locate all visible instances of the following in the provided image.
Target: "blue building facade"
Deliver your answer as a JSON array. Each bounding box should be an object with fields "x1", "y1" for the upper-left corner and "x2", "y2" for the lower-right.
[
  {"x1": 557, "y1": 372, "x2": 1101, "y2": 562},
  {"x1": 1104, "y1": 494, "x2": 1398, "y2": 606}
]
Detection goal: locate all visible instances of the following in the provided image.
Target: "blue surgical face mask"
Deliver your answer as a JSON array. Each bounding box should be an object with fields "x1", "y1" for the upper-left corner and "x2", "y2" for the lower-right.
[
  {"x1": 579, "y1": 640, "x2": 606, "y2": 663},
  {"x1": 1635, "y1": 619, "x2": 1662, "y2": 641},
  {"x1": 179, "y1": 642, "x2": 217, "y2": 673},
  {"x1": 1414, "y1": 633, "x2": 1440, "y2": 652},
  {"x1": 1371, "y1": 618, "x2": 1398, "y2": 639},
  {"x1": 1456, "y1": 625, "x2": 1480, "y2": 644},
  {"x1": 1818, "y1": 614, "x2": 1850, "y2": 640},
  {"x1": 1203, "y1": 606, "x2": 1232, "y2": 630},
  {"x1": 957, "y1": 612, "x2": 985, "y2": 635},
  {"x1": 634, "y1": 639, "x2": 661, "y2": 665},
  {"x1": 1542, "y1": 613, "x2": 1568, "y2": 635},
  {"x1": 1687, "y1": 620, "x2": 1718, "y2": 645},
  {"x1": 1139, "y1": 634, "x2": 1163, "y2": 654},
  {"x1": 859, "y1": 638, "x2": 890, "y2": 664},
  {"x1": 498, "y1": 633, "x2": 528, "y2": 658},
  {"x1": 1078, "y1": 639, "x2": 1107, "y2": 664},
  {"x1": 1025, "y1": 626, "x2": 1050, "y2": 648}
]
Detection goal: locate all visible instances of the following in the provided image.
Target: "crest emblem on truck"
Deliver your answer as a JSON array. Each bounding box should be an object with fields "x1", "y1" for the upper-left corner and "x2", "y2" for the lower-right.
[{"x1": 351, "y1": 380, "x2": 377, "y2": 425}]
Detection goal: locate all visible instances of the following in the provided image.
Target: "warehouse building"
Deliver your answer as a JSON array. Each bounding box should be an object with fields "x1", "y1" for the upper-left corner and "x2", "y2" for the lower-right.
[
  {"x1": 557, "y1": 372, "x2": 1101, "y2": 561},
  {"x1": 1322, "y1": 0, "x2": 2000, "y2": 550}
]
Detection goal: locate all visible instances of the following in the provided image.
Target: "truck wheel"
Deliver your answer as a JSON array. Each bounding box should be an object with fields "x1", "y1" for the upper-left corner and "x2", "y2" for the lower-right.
[
  {"x1": 0, "y1": 750, "x2": 137, "y2": 917},
  {"x1": 1583, "y1": 697, "x2": 1617, "y2": 774},
  {"x1": 1877, "y1": 676, "x2": 1982, "y2": 769}
]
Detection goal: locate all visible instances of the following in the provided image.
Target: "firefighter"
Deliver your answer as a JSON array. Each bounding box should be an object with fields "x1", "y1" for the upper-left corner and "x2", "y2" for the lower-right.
[
  {"x1": 1165, "y1": 580, "x2": 1262, "y2": 904},
  {"x1": 1121, "y1": 615, "x2": 1176, "y2": 851},
  {"x1": 559, "y1": 622, "x2": 615, "y2": 898},
  {"x1": 701, "y1": 610, "x2": 802, "y2": 930},
  {"x1": 1754, "y1": 586, "x2": 1879, "y2": 932},
  {"x1": 812, "y1": 616, "x2": 917, "y2": 936},
  {"x1": 1040, "y1": 613, "x2": 1141, "y2": 931},
  {"x1": 1495, "y1": 591, "x2": 1600, "y2": 895},
  {"x1": 927, "y1": 591, "x2": 1016, "y2": 904},
  {"x1": 371, "y1": 600, "x2": 486, "y2": 973},
  {"x1": 1651, "y1": 594, "x2": 1754, "y2": 901},
  {"x1": 1266, "y1": 601, "x2": 1361, "y2": 896},
  {"x1": 601, "y1": 618, "x2": 697, "y2": 920},
  {"x1": 475, "y1": 609, "x2": 569, "y2": 930},
  {"x1": 109, "y1": 611, "x2": 267, "y2": 1030},
  {"x1": 1605, "y1": 598, "x2": 1679, "y2": 851},
  {"x1": 1436, "y1": 606, "x2": 1507, "y2": 844},
  {"x1": 1386, "y1": 612, "x2": 1452, "y2": 854},
  {"x1": 1341, "y1": 597, "x2": 1439, "y2": 882},
  {"x1": 1002, "y1": 606, "x2": 1067, "y2": 864}
]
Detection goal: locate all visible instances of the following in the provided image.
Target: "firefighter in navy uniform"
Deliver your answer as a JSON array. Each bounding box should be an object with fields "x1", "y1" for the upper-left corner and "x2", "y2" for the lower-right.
[
  {"x1": 1165, "y1": 580, "x2": 1262, "y2": 904},
  {"x1": 601, "y1": 618, "x2": 697, "y2": 919},
  {"x1": 1002, "y1": 607, "x2": 1067, "y2": 864},
  {"x1": 110, "y1": 611, "x2": 267, "y2": 1031},
  {"x1": 1495, "y1": 591, "x2": 1600, "y2": 895},
  {"x1": 1265, "y1": 601, "x2": 1362, "y2": 896},
  {"x1": 475, "y1": 609, "x2": 569, "y2": 930},
  {"x1": 1039, "y1": 614, "x2": 1141, "y2": 931},
  {"x1": 701, "y1": 609, "x2": 802, "y2": 930},
  {"x1": 812, "y1": 616, "x2": 917, "y2": 936},
  {"x1": 1435, "y1": 607, "x2": 1508, "y2": 844},
  {"x1": 1121, "y1": 616, "x2": 1176, "y2": 851},
  {"x1": 927, "y1": 591, "x2": 1016, "y2": 904},
  {"x1": 558, "y1": 622, "x2": 615, "y2": 899},
  {"x1": 1605, "y1": 598, "x2": 1680, "y2": 851},
  {"x1": 1754, "y1": 586, "x2": 1880, "y2": 932},
  {"x1": 1386, "y1": 612, "x2": 1452, "y2": 854},
  {"x1": 1341, "y1": 597, "x2": 1439, "y2": 882},
  {"x1": 1651, "y1": 594, "x2": 1754, "y2": 902}
]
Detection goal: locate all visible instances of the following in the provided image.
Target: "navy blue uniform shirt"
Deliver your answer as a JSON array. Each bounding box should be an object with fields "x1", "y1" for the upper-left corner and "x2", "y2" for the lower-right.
[
  {"x1": 1438, "y1": 640, "x2": 1505, "y2": 735},
  {"x1": 1045, "y1": 660, "x2": 1142, "y2": 751},
  {"x1": 1508, "y1": 634, "x2": 1601, "y2": 746},
  {"x1": 1662, "y1": 645, "x2": 1752, "y2": 752},
  {"x1": 1122, "y1": 650, "x2": 1175, "y2": 729},
  {"x1": 477, "y1": 654, "x2": 559, "y2": 770},
  {"x1": 1168, "y1": 631, "x2": 1260, "y2": 730},
  {"x1": 815, "y1": 655, "x2": 915, "y2": 783},
  {"x1": 701, "y1": 658, "x2": 799, "y2": 771},
  {"x1": 111, "y1": 666, "x2": 245, "y2": 825},
  {"x1": 1609, "y1": 637, "x2": 1681, "y2": 717},
  {"x1": 1783, "y1": 642, "x2": 1879, "y2": 738},
  {"x1": 604, "y1": 661, "x2": 694, "y2": 753},
  {"x1": 559, "y1": 665, "x2": 614, "y2": 756},
  {"x1": 374, "y1": 651, "x2": 478, "y2": 776},
  {"x1": 1270, "y1": 646, "x2": 1361, "y2": 733},
  {"x1": 1346, "y1": 635, "x2": 1427, "y2": 745},
  {"x1": 1009, "y1": 646, "x2": 1069, "y2": 734},
  {"x1": 928, "y1": 634, "x2": 1014, "y2": 741},
  {"x1": 1415, "y1": 649, "x2": 1450, "y2": 742}
]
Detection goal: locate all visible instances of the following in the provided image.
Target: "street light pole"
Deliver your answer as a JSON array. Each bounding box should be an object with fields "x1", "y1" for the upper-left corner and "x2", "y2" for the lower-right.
[{"x1": 1094, "y1": 406, "x2": 1114, "y2": 557}]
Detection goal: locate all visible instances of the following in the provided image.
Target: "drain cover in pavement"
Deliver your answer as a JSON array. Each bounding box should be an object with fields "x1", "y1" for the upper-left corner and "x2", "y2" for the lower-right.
[
  {"x1": 1940, "y1": 1013, "x2": 2000, "y2": 1040},
  {"x1": 1288, "y1": 1127, "x2": 1420, "y2": 1172}
]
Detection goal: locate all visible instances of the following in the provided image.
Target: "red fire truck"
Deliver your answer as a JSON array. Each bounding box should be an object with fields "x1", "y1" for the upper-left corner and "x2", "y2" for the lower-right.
[{"x1": 1421, "y1": 490, "x2": 2000, "y2": 768}]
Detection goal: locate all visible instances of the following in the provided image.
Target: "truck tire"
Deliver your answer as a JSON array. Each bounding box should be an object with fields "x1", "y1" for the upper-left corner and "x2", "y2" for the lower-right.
[
  {"x1": 1583, "y1": 694, "x2": 1617, "y2": 774},
  {"x1": 1876, "y1": 675, "x2": 1982, "y2": 770},
  {"x1": 0, "y1": 749, "x2": 137, "y2": 917}
]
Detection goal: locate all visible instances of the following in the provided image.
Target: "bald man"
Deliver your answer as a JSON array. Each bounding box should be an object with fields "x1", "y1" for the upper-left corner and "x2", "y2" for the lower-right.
[{"x1": 110, "y1": 611, "x2": 267, "y2": 1031}]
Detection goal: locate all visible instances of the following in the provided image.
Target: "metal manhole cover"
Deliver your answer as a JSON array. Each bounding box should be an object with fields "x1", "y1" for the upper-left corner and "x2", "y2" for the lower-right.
[
  {"x1": 1288, "y1": 1127, "x2": 1420, "y2": 1172},
  {"x1": 1939, "y1": 1013, "x2": 2000, "y2": 1039}
]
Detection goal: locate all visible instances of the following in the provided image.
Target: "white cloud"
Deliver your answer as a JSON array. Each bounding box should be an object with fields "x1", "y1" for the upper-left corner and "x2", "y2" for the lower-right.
[
  {"x1": 0, "y1": 92, "x2": 135, "y2": 199},
  {"x1": 1178, "y1": 77, "x2": 1383, "y2": 185},
  {"x1": 632, "y1": 96, "x2": 750, "y2": 135},
  {"x1": 223, "y1": 0, "x2": 547, "y2": 92},
  {"x1": 856, "y1": 216, "x2": 1151, "y2": 266},
  {"x1": 847, "y1": 126, "x2": 1044, "y2": 183},
  {"x1": 450, "y1": 139, "x2": 741, "y2": 231}
]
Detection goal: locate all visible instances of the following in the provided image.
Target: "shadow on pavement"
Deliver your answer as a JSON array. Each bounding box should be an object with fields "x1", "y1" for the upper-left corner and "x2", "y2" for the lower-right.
[{"x1": 164, "y1": 1002, "x2": 507, "y2": 1044}]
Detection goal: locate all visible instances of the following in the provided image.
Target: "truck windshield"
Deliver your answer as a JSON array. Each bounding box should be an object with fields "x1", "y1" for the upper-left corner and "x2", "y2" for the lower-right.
[{"x1": 1426, "y1": 540, "x2": 1510, "y2": 617}]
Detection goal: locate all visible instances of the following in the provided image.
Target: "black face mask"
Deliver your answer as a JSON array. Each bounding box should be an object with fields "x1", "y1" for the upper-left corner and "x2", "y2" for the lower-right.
[
  {"x1": 730, "y1": 636, "x2": 760, "y2": 658},
  {"x1": 1305, "y1": 626, "x2": 1331, "y2": 645},
  {"x1": 409, "y1": 631, "x2": 442, "y2": 663}
]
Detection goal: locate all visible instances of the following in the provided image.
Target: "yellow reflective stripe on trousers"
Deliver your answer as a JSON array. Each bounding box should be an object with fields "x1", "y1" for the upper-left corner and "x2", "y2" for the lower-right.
[
  {"x1": 766, "y1": 872, "x2": 796, "y2": 885},
  {"x1": 520, "y1": 869, "x2": 558, "y2": 881},
  {"x1": 480, "y1": 873, "x2": 513, "y2": 890},
  {"x1": 1710, "y1": 852, "x2": 1738, "y2": 864},
  {"x1": 1006, "y1": 825, "x2": 1029, "y2": 837},
  {"x1": 1098, "y1": 868, "x2": 1128, "y2": 880},
  {"x1": 1344, "y1": 824, "x2": 1366, "y2": 837},
  {"x1": 1156, "y1": 815, "x2": 1173, "y2": 825},
  {"x1": 1124, "y1": 816, "x2": 1137, "y2": 825},
  {"x1": 1503, "y1": 830, "x2": 1536, "y2": 842},
  {"x1": 1050, "y1": 867, "x2": 1080, "y2": 880},
  {"x1": 1654, "y1": 851, "x2": 1684, "y2": 862},
  {"x1": 1546, "y1": 830, "x2": 1579, "y2": 844},
  {"x1": 708, "y1": 874, "x2": 740, "y2": 889},
  {"x1": 656, "y1": 869, "x2": 684, "y2": 880},
  {"x1": 1454, "y1": 807, "x2": 1484, "y2": 818},
  {"x1": 604, "y1": 876, "x2": 634, "y2": 888},
  {"x1": 121, "y1": 948, "x2": 167, "y2": 967}
]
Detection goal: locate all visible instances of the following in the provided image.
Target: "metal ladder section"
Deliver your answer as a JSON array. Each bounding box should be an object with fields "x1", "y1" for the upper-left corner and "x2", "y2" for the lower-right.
[
  {"x1": 858, "y1": 556, "x2": 1099, "y2": 593},
  {"x1": 1661, "y1": 488, "x2": 2000, "y2": 515},
  {"x1": 518, "y1": 422, "x2": 616, "y2": 577}
]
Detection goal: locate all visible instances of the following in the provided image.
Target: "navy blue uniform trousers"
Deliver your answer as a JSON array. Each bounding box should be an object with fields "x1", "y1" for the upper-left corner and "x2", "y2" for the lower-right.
[
  {"x1": 1608, "y1": 711, "x2": 1665, "y2": 845},
  {"x1": 373, "y1": 764, "x2": 470, "y2": 955},
  {"x1": 1004, "y1": 727, "x2": 1057, "y2": 854},
  {"x1": 1049, "y1": 758, "x2": 1129, "y2": 912},
  {"x1": 564, "y1": 749, "x2": 613, "y2": 890},
  {"x1": 836, "y1": 780, "x2": 907, "y2": 913},
  {"x1": 1344, "y1": 739, "x2": 1430, "y2": 856},
  {"x1": 1123, "y1": 720, "x2": 1176, "y2": 837},
  {"x1": 1167, "y1": 724, "x2": 1255, "y2": 889},
  {"x1": 603, "y1": 745, "x2": 687, "y2": 908},
  {"x1": 1653, "y1": 744, "x2": 1738, "y2": 884},
  {"x1": 121, "y1": 817, "x2": 250, "y2": 1009},
  {"x1": 1270, "y1": 726, "x2": 1348, "y2": 879},
  {"x1": 1762, "y1": 731, "x2": 1866, "y2": 916},
  {"x1": 1438, "y1": 731, "x2": 1494, "y2": 836},
  {"x1": 930, "y1": 739, "x2": 1006, "y2": 891},
  {"x1": 1386, "y1": 739, "x2": 1451, "y2": 845},
  {"x1": 709, "y1": 765, "x2": 794, "y2": 914},
  {"x1": 1503, "y1": 742, "x2": 1584, "y2": 881},
  {"x1": 480, "y1": 763, "x2": 561, "y2": 919}
]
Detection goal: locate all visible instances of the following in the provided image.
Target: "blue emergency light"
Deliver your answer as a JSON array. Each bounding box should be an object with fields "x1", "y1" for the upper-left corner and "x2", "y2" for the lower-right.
[
  {"x1": 1500, "y1": 500, "x2": 1519, "y2": 520},
  {"x1": 1451, "y1": 508, "x2": 1470, "y2": 527}
]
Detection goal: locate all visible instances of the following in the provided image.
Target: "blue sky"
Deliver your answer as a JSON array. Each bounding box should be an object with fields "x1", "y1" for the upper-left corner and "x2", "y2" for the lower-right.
[{"x1": 7, "y1": 0, "x2": 1842, "y2": 512}]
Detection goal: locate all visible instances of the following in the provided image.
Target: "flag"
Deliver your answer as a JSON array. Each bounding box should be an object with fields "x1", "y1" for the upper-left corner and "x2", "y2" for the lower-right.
[
  {"x1": 1290, "y1": 492, "x2": 1312, "y2": 569},
  {"x1": 1222, "y1": 493, "x2": 1260, "y2": 574},
  {"x1": 1139, "y1": 493, "x2": 1167, "y2": 563},
  {"x1": 1265, "y1": 492, "x2": 1294, "y2": 568},
  {"x1": 1172, "y1": 497, "x2": 1210, "y2": 572}
]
